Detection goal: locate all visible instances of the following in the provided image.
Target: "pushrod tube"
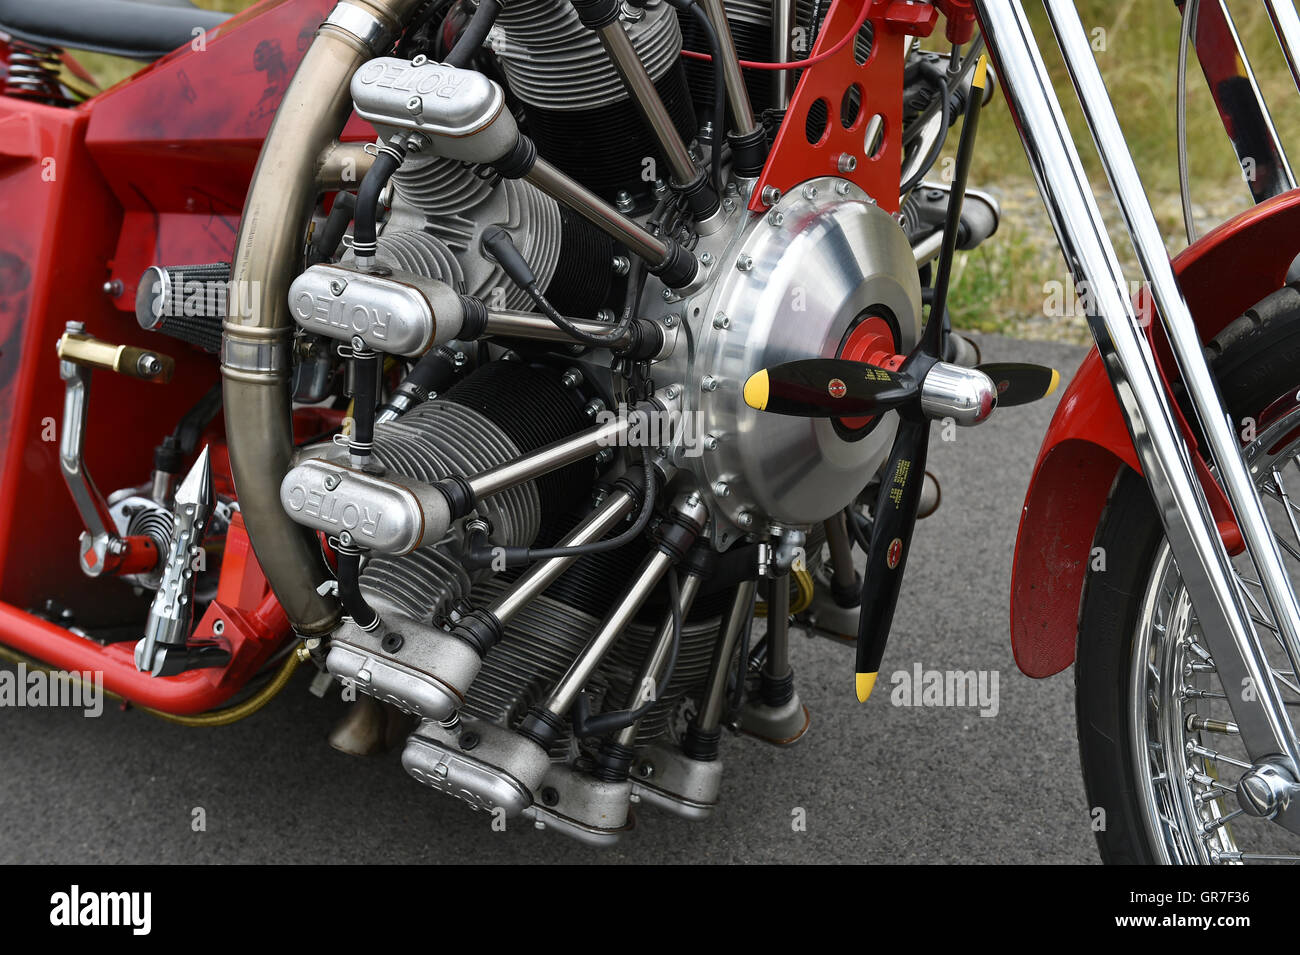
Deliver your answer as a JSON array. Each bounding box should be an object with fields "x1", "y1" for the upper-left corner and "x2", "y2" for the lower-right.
[
  {"x1": 975, "y1": 1, "x2": 1300, "y2": 789},
  {"x1": 701, "y1": 0, "x2": 757, "y2": 135},
  {"x1": 488, "y1": 490, "x2": 637, "y2": 624}
]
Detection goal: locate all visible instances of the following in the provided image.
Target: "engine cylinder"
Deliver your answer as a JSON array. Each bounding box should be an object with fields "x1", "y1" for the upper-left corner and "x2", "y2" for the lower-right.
[{"x1": 494, "y1": 0, "x2": 697, "y2": 202}]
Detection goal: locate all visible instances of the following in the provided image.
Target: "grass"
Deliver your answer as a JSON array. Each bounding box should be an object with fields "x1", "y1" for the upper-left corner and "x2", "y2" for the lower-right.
[{"x1": 63, "y1": 1, "x2": 1300, "y2": 342}]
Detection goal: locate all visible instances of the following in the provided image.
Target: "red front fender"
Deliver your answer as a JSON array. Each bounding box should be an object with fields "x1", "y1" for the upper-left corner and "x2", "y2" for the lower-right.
[{"x1": 1011, "y1": 188, "x2": 1300, "y2": 678}]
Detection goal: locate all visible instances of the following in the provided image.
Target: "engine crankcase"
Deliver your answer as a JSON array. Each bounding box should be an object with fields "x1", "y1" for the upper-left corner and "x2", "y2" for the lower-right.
[{"x1": 645, "y1": 176, "x2": 922, "y2": 547}]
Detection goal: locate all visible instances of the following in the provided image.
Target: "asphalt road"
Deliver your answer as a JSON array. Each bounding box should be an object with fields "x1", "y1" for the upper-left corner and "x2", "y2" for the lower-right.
[{"x1": 1, "y1": 334, "x2": 1097, "y2": 864}]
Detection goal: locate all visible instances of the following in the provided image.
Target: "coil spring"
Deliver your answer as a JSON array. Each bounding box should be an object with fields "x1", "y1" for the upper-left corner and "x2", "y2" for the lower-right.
[{"x1": 5, "y1": 42, "x2": 74, "y2": 106}]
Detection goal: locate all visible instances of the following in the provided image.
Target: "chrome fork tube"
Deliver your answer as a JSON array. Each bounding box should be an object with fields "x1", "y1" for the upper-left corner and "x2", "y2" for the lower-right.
[
  {"x1": 222, "y1": 0, "x2": 422, "y2": 635},
  {"x1": 1263, "y1": 0, "x2": 1300, "y2": 96},
  {"x1": 976, "y1": 1, "x2": 1300, "y2": 780}
]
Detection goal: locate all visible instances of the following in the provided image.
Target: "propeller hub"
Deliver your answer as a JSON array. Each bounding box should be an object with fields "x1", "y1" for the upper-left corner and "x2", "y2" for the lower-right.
[{"x1": 918, "y1": 362, "x2": 997, "y2": 426}]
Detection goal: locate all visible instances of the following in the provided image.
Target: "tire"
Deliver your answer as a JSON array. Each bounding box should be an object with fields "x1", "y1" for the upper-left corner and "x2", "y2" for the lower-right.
[{"x1": 1076, "y1": 283, "x2": 1300, "y2": 864}]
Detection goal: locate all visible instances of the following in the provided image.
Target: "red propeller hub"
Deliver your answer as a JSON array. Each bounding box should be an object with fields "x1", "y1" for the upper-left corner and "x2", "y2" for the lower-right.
[{"x1": 836, "y1": 316, "x2": 902, "y2": 428}]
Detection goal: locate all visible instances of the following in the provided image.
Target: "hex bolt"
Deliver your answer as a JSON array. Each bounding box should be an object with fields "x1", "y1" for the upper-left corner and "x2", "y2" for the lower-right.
[
  {"x1": 700, "y1": 376, "x2": 719, "y2": 392},
  {"x1": 664, "y1": 384, "x2": 680, "y2": 399},
  {"x1": 760, "y1": 185, "x2": 782, "y2": 206},
  {"x1": 102, "y1": 279, "x2": 124, "y2": 297},
  {"x1": 583, "y1": 399, "x2": 606, "y2": 418},
  {"x1": 663, "y1": 312, "x2": 677, "y2": 327},
  {"x1": 700, "y1": 251, "x2": 714, "y2": 266},
  {"x1": 713, "y1": 312, "x2": 730, "y2": 330},
  {"x1": 596, "y1": 308, "x2": 616, "y2": 323},
  {"x1": 836, "y1": 181, "x2": 852, "y2": 195},
  {"x1": 713, "y1": 480, "x2": 730, "y2": 497},
  {"x1": 616, "y1": 190, "x2": 635, "y2": 213},
  {"x1": 561, "y1": 368, "x2": 583, "y2": 389},
  {"x1": 136, "y1": 354, "x2": 163, "y2": 378},
  {"x1": 406, "y1": 95, "x2": 423, "y2": 115},
  {"x1": 803, "y1": 184, "x2": 819, "y2": 200},
  {"x1": 412, "y1": 54, "x2": 428, "y2": 66},
  {"x1": 703, "y1": 433, "x2": 720, "y2": 451},
  {"x1": 836, "y1": 153, "x2": 858, "y2": 173},
  {"x1": 736, "y1": 254, "x2": 753, "y2": 272},
  {"x1": 611, "y1": 255, "x2": 630, "y2": 276},
  {"x1": 323, "y1": 472, "x2": 341, "y2": 491},
  {"x1": 329, "y1": 278, "x2": 348, "y2": 296},
  {"x1": 736, "y1": 510, "x2": 753, "y2": 528},
  {"x1": 769, "y1": 211, "x2": 785, "y2": 227},
  {"x1": 661, "y1": 288, "x2": 675, "y2": 302},
  {"x1": 452, "y1": 351, "x2": 468, "y2": 368}
]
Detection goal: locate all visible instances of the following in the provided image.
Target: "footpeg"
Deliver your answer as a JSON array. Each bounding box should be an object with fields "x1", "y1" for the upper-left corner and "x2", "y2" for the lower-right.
[
  {"x1": 135, "y1": 447, "x2": 219, "y2": 676},
  {"x1": 326, "y1": 611, "x2": 482, "y2": 721}
]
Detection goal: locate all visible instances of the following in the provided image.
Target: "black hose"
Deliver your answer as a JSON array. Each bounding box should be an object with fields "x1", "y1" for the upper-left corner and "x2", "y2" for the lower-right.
[
  {"x1": 352, "y1": 147, "x2": 403, "y2": 262},
  {"x1": 310, "y1": 191, "x2": 357, "y2": 264},
  {"x1": 675, "y1": 0, "x2": 726, "y2": 191},
  {"x1": 902, "y1": 34, "x2": 983, "y2": 150},
  {"x1": 335, "y1": 546, "x2": 379, "y2": 630},
  {"x1": 807, "y1": 0, "x2": 826, "y2": 48},
  {"x1": 481, "y1": 225, "x2": 635, "y2": 348},
  {"x1": 444, "y1": 0, "x2": 502, "y2": 68},
  {"x1": 900, "y1": 61, "x2": 950, "y2": 197}
]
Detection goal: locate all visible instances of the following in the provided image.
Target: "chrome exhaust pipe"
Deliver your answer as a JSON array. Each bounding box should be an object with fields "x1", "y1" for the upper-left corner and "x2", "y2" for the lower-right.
[{"x1": 222, "y1": 0, "x2": 424, "y2": 635}]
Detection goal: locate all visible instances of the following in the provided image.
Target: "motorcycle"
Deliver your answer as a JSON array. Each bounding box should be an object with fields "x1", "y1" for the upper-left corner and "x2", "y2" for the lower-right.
[{"x1": 2, "y1": 0, "x2": 1299, "y2": 864}]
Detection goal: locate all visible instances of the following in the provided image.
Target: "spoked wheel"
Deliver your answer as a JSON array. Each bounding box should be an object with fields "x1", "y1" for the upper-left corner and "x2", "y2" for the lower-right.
[{"x1": 1078, "y1": 284, "x2": 1300, "y2": 864}]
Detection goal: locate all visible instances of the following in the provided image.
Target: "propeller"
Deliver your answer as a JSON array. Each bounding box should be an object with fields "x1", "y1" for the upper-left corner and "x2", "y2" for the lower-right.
[
  {"x1": 976, "y1": 362, "x2": 1061, "y2": 408},
  {"x1": 742, "y1": 358, "x2": 1059, "y2": 419},
  {"x1": 743, "y1": 359, "x2": 914, "y2": 418},
  {"x1": 741, "y1": 55, "x2": 1064, "y2": 703}
]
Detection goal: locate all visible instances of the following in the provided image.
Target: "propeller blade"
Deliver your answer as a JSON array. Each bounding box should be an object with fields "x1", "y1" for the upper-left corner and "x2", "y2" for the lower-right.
[
  {"x1": 855, "y1": 415, "x2": 931, "y2": 701},
  {"x1": 976, "y1": 362, "x2": 1061, "y2": 407},
  {"x1": 743, "y1": 359, "x2": 915, "y2": 418}
]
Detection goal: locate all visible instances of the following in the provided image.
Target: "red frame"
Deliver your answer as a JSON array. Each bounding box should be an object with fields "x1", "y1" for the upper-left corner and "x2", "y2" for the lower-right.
[{"x1": 0, "y1": 0, "x2": 364, "y2": 712}]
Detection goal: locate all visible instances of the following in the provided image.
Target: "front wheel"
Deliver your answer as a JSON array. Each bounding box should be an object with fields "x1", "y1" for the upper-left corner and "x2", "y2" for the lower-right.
[{"x1": 1077, "y1": 284, "x2": 1300, "y2": 864}]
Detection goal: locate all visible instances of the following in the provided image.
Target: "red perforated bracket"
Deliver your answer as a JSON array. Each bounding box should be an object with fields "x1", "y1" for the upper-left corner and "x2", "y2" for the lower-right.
[{"x1": 749, "y1": 0, "x2": 937, "y2": 214}]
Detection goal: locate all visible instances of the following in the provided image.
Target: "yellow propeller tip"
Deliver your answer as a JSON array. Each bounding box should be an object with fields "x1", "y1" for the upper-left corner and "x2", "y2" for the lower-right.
[
  {"x1": 743, "y1": 369, "x2": 770, "y2": 411},
  {"x1": 1045, "y1": 368, "x2": 1061, "y2": 397},
  {"x1": 855, "y1": 672, "x2": 877, "y2": 703}
]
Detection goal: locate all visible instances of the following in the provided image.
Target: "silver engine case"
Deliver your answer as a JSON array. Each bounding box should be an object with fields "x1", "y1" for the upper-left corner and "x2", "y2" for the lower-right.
[{"x1": 645, "y1": 176, "x2": 922, "y2": 547}]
